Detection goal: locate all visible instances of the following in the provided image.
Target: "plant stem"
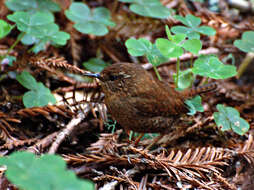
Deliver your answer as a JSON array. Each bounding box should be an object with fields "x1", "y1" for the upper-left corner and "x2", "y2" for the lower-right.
[
  {"x1": 190, "y1": 54, "x2": 193, "y2": 68},
  {"x1": 153, "y1": 66, "x2": 162, "y2": 81},
  {"x1": 237, "y1": 52, "x2": 254, "y2": 78},
  {"x1": 6, "y1": 32, "x2": 25, "y2": 55},
  {"x1": 176, "y1": 57, "x2": 180, "y2": 88}
]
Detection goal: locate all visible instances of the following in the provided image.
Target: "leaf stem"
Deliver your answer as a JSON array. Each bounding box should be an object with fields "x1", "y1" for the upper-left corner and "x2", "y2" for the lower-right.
[
  {"x1": 176, "y1": 57, "x2": 180, "y2": 88},
  {"x1": 190, "y1": 54, "x2": 193, "y2": 68},
  {"x1": 153, "y1": 66, "x2": 162, "y2": 81},
  {"x1": 6, "y1": 32, "x2": 25, "y2": 55}
]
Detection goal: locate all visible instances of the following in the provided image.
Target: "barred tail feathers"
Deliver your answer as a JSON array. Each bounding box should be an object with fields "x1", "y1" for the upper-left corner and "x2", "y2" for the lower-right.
[{"x1": 182, "y1": 83, "x2": 217, "y2": 98}]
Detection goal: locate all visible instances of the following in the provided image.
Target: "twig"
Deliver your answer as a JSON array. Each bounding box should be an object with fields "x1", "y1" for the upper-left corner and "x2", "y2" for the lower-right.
[
  {"x1": 142, "y1": 47, "x2": 219, "y2": 70},
  {"x1": 48, "y1": 112, "x2": 85, "y2": 154}
]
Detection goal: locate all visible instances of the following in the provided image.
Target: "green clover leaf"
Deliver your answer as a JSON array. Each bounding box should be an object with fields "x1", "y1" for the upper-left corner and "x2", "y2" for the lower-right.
[
  {"x1": 7, "y1": 11, "x2": 70, "y2": 52},
  {"x1": 119, "y1": 0, "x2": 171, "y2": 19},
  {"x1": 156, "y1": 26, "x2": 202, "y2": 58},
  {"x1": 0, "y1": 19, "x2": 13, "y2": 39},
  {"x1": 0, "y1": 151, "x2": 94, "y2": 190},
  {"x1": 16, "y1": 71, "x2": 56, "y2": 108},
  {"x1": 185, "y1": 95, "x2": 204, "y2": 115},
  {"x1": 213, "y1": 104, "x2": 250, "y2": 135},
  {"x1": 7, "y1": 11, "x2": 54, "y2": 35},
  {"x1": 125, "y1": 38, "x2": 167, "y2": 67},
  {"x1": 5, "y1": 0, "x2": 60, "y2": 13},
  {"x1": 172, "y1": 14, "x2": 216, "y2": 39},
  {"x1": 125, "y1": 38, "x2": 152, "y2": 56},
  {"x1": 234, "y1": 31, "x2": 254, "y2": 53},
  {"x1": 192, "y1": 55, "x2": 237, "y2": 79},
  {"x1": 182, "y1": 38, "x2": 202, "y2": 55},
  {"x1": 173, "y1": 68, "x2": 193, "y2": 89},
  {"x1": 65, "y1": 2, "x2": 115, "y2": 36},
  {"x1": 156, "y1": 38, "x2": 184, "y2": 58}
]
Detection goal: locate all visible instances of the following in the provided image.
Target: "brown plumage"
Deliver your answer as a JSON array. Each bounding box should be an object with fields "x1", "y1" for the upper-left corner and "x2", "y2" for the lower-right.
[{"x1": 84, "y1": 63, "x2": 216, "y2": 134}]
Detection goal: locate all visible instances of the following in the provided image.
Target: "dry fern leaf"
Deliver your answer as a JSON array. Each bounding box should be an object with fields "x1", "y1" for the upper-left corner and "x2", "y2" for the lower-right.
[
  {"x1": 29, "y1": 56, "x2": 85, "y2": 74},
  {"x1": 17, "y1": 105, "x2": 74, "y2": 118},
  {"x1": 235, "y1": 134, "x2": 254, "y2": 165},
  {"x1": 0, "y1": 111, "x2": 21, "y2": 144}
]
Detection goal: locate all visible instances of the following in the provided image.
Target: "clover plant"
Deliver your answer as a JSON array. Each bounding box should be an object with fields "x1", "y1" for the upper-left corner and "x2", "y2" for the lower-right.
[
  {"x1": 172, "y1": 14, "x2": 216, "y2": 39},
  {"x1": 0, "y1": 19, "x2": 13, "y2": 39},
  {"x1": 5, "y1": 0, "x2": 60, "y2": 14},
  {"x1": 185, "y1": 95, "x2": 204, "y2": 115},
  {"x1": 0, "y1": 151, "x2": 94, "y2": 190},
  {"x1": 156, "y1": 26, "x2": 202, "y2": 86},
  {"x1": 7, "y1": 11, "x2": 70, "y2": 53},
  {"x1": 65, "y1": 2, "x2": 115, "y2": 36},
  {"x1": 192, "y1": 55, "x2": 237, "y2": 79},
  {"x1": 233, "y1": 31, "x2": 254, "y2": 78},
  {"x1": 119, "y1": 0, "x2": 171, "y2": 19},
  {"x1": 214, "y1": 104, "x2": 249, "y2": 135},
  {"x1": 16, "y1": 71, "x2": 56, "y2": 108},
  {"x1": 234, "y1": 31, "x2": 254, "y2": 53},
  {"x1": 125, "y1": 38, "x2": 168, "y2": 80},
  {"x1": 173, "y1": 68, "x2": 193, "y2": 89}
]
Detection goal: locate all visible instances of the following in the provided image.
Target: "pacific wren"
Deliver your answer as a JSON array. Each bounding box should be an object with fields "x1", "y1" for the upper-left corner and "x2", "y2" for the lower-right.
[{"x1": 84, "y1": 63, "x2": 216, "y2": 134}]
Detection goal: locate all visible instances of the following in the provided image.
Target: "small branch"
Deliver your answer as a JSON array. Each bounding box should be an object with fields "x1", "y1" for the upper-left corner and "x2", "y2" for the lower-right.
[
  {"x1": 142, "y1": 47, "x2": 219, "y2": 70},
  {"x1": 48, "y1": 112, "x2": 85, "y2": 154},
  {"x1": 237, "y1": 52, "x2": 254, "y2": 78}
]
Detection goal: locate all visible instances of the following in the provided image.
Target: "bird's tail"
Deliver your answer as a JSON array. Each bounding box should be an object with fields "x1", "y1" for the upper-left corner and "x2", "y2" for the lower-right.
[{"x1": 182, "y1": 83, "x2": 217, "y2": 98}]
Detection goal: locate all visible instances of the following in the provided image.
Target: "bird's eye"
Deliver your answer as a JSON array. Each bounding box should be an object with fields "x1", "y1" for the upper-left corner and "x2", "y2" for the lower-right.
[{"x1": 109, "y1": 75, "x2": 118, "y2": 81}]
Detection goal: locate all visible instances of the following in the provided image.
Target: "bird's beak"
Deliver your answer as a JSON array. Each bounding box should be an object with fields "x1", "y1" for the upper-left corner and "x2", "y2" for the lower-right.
[{"x1": 83, "y1": 73, "x2": 101, "y2": 79}]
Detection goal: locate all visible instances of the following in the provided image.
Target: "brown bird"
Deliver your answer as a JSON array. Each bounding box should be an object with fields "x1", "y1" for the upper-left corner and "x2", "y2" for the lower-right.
[{"x1": 84, "y1": 63, "x2": 216, "y2": 144}]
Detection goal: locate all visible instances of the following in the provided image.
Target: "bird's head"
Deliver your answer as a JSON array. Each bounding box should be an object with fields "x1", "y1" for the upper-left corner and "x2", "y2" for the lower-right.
[{"x1": 84, "y1": 63, "x2": 149, "y2": 94}]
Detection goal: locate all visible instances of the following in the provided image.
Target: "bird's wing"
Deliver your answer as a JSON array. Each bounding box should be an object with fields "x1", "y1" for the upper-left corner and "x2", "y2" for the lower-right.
[{"x1": 131, "y1": 86, "x2": 187, "y2": 117}]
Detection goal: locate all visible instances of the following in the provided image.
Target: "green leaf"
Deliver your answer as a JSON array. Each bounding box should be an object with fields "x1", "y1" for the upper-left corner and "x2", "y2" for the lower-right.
[
  {"x1": 21, "y1": 33, "x2": 39, "y2": 45},
  {"x1": 185, "y1": 95, "x2": 204, "y2": 115},
  {"x1": 21, "y1": 34, "x2": 47, "y2": 53},
  {"x1": 16, "y1": 71, "x2": 38, "y2": 90},
  {"x1": 125, "y1": 38, "x2": 152, "y2": 56},
  {"x1": 172, "y1": 26, "x2": 200, "y2": 39},
  {"x1": 83, "y1": 58, "x2": 110, "y2": 73},
  {"x1": 119, "y1": 0, "x2": 171, "y2": 19},
  {"x1": 5, "y1": 0, "x2": 60, "y2": 13},
  {"x1": 165, "y1": 25, "x2": 172, "y2": 40},
  {"x1": 171, "y1": 33, "x2": 186, "y2": 44},
  {"x1": 173, "y1": 68, "x2": 193, "y2": 89},
  {"x1": 125, "y1": 38, "x2": 167, "y2": 67},
  {"x1": 0, "y1": 19, "x2": 13, "y2": 39},
  {"x1": 7, "y1": 11, "x2": 54, "y2": 35},
  {"x1": 172, "y1": 14, "x2": 216, "y2": 39},
  {"x1": 146, "y1": 44, "x2": 168, "y2": 66},
  {"x1": 8, "y1": 11, "x2": 70, "y2": 51},
  {"x1": 175, "y1": 14, "x2": 201, "y2": 28},
  {"x1": 234, "y1": 31, "x2": 254, "y2": 53},
  {"x1": 16, "y1": 71, "x2": 56, "y2": 108},
  {"x1": 156, "y1": 38, "x2": 184, "y2": 58},
  {"x1": 213, "y1": 104, "x2": 250, "y2": 135},
  {"x1": 23, "y1": 83, "x2": 56, "y2": 108},
  {"x1": 65, "y1": 2, "x2": 115, "y2": 36},
  {"x1": 182, "y1": 38, "x2": 202, "y2": 54},
  {"x1": 192, "y1": 55, "x2": 237, "y2": 79},
  {"x1": 37, "y1": 24, "x2": 70, "y2": 46},
  {"x1": 196, "y1": 26, "x2": 217, "y2": 36},
  {"x1": 0, "y1": 151, "x2": 94, "y2": 190}
]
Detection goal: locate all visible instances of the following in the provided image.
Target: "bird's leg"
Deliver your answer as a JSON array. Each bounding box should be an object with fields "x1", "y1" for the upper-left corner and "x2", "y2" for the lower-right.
[
  {"x1": 145, "y1": 134, "x2": 164, "y2": 150},
  {"x1": 133, "y1": 133, "x2": 144, "y2": 146}
]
